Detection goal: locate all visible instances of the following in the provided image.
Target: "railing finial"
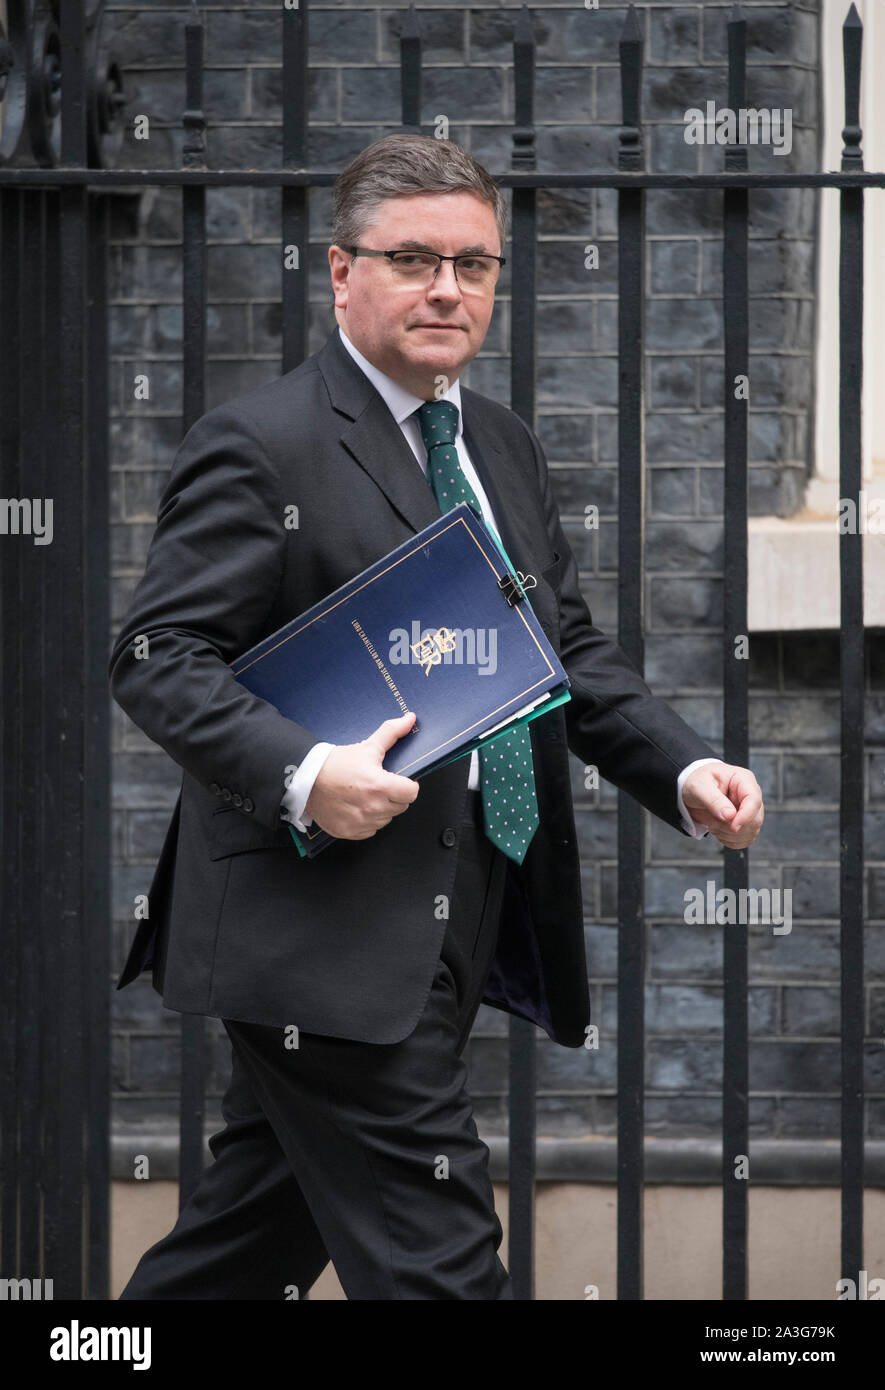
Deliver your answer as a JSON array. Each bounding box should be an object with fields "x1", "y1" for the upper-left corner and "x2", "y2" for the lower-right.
[
  {"x1": 619, "y1": 3, "x2": 644, "y2": 172},
  {"x1": 402, "y1": 2, "x2": 420, "y2": 41},
  {"x1": 399, "y1": 3, "x2": 422, "y2": 133},
  {"x1": 841, "y1": 2, "x2": 863, "y2": 171},
  {"x1": 725, "y1": 3, "x2": 747, "y2": 170},
  {"x1": 183, "y1": 0, "x2": 206, "y2": 168},
  {"x1": 512, "y1": 4, "x2": 535, "y2": 170}
]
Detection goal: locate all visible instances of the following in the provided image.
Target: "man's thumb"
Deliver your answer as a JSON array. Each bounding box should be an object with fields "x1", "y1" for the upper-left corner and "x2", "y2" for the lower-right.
[
  {"x1": 366, "y1": 711, "x2": 416, "y2": 756},
  {"x1": 710, "y1": 792, "x2": 735, "y2": 822}
]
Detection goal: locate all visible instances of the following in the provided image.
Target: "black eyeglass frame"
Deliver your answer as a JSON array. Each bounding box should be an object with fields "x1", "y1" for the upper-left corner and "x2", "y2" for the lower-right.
[{"x1": 346, "y1": 245, "x2": 506, "y2": 282}]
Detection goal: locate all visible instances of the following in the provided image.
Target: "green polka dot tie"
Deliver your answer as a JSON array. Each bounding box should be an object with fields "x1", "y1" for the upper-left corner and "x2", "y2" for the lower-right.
[{"x1": 415, "y1": 399, "x2": 539, "y2": 864}]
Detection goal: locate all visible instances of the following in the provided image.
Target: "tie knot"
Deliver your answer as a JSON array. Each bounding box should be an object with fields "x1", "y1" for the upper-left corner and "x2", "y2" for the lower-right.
[{"x1": 416, "y1": 399, "x2": 459, "y2": 451}]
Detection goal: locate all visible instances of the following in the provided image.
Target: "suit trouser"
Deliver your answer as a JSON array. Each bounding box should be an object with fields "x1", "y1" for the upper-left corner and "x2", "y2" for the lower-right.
[{"x1": 119, "y1": 788, "x2": 512, "y2": 1300}]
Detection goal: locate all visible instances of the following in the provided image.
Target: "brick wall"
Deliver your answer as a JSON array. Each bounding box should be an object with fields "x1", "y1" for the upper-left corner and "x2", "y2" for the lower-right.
[{"x1": 105, "y1": 2, "x2": 884, "y2": 1169}]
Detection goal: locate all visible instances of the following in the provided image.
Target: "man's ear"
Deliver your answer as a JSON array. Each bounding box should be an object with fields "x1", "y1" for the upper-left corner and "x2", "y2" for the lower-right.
[{"x1": 329, "y1": 244, "x2": 350, "y2": 308}]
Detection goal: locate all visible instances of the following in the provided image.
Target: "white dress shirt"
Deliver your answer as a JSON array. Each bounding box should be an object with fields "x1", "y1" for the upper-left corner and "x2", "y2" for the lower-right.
[{"x1": 279, "y1": 325, "x2": 719, "y2": 837}]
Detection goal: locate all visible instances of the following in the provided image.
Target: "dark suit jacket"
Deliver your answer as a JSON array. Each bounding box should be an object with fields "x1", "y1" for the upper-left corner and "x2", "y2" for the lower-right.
[{"x1": 110, "y1": 326, "x2": 718, "y2": 1047}]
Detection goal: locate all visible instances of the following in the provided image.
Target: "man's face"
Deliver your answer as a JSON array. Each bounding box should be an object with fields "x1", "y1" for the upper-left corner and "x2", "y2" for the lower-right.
[{"x1": 328, "y1": 190, "x2": 501, "y2": 399}]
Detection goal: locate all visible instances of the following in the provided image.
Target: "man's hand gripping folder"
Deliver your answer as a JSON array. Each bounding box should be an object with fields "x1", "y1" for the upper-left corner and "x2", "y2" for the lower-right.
[{"x1": 230, "y1": 502, "x2": 571, "y2": 857}]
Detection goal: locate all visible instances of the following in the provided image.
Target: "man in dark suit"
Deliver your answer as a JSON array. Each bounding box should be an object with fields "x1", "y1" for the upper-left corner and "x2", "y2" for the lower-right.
[{"x1": 112, "y1": 133, "x2": 763, "y2": 1300}]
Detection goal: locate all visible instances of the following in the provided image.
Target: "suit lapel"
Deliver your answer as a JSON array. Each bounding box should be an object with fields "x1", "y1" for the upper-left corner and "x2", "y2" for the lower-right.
[
  {"x1": 316, "y1": 329, "x2": 441, "y2": 537},
  {"x1": 315, "y1": 328, "x2": 541, "y2": 574}
]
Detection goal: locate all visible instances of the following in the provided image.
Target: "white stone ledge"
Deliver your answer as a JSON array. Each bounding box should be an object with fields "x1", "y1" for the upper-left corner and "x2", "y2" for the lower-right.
[{"x1": 748, "y1": 513, "x2": 885, "y2": 631}]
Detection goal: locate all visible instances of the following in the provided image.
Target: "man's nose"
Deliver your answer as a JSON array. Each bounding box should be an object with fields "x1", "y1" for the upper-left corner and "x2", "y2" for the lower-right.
[{"x1": 427, "y1": 261, "x2": 463, "y2": 298}]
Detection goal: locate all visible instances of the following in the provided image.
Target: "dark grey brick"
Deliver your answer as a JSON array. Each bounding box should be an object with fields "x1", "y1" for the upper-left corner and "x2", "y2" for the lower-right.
[
  {"x1": 538, "y1": 239, "x2": 617, "y2": 295},
  {"x1": 110, "y1": 305, "x2": 151, "y2": 354},
  {"x1": 109, "y1": 415, "x2": 183, "y2": 471},
  {"x1": 782, "y1": 864, "x2": 840, "y2": 919},
  {"x1": 748, "y1": 639, "x2": 781, "y2": 691},
  {"x1": 574, "y1": 807, "x2": 617, "y2": 859},
  {"x1": 312, "y1": 9, "x2": 379, "y2": 64},
  {"x1": 775, "y1": 1096, "x2": 841, "y2": 1137},
  {"x1": 537, "y1": 1035, "x2": 617, "y2": 1090},
  {"x1": 536, "y1": 300, "x2": 599, "y2": 354},
  {"x1": 646, "y1": 296, "x2": 724, "y2": 353},
  {"x1": 648, "y1": 575, "x2": 722, "y2": 630},
  {"x1": 750, "y1": 1040, "x2": 840, "y2": 1092},
  {"x1": 648, "y1": 465, "x2": 697, "y2": 516},
  {"x1": 648, "y1": 1039, "x2": 722, "y2": 1089},
  {"x1": 548, "y1": 465, "x2": 618, "y2": 514},
  {"x1": 381, "y1": 9, "x2": 462, "y2": 63},
  {"x1": 649, "y1": 120, "x2": 703, "y2": 174},
  {"x1": 749, "y1": 695, "x2": 839, "y2": 744},
  {"x1": 644, "y1": 520, "x2": 723, "y2": 572},
  {"x1": 537, "y1": 186, "x2": 595, "y2": 237},
  {"x1": 748, "y1": 463, "x2": 807, "y2": 516},
  {"x1": 204, "y1": 12, "x2": 286, "y2": 65},
  {"x1": 782, "y1": 753, "x2": 840, "y2": 803},
  {"x1": 648, "y1": 357, "x2": 696, "y2": 410},
  {"x1": 698, "y1": 465, "x2": 724, "y2": 515},
  {"x1": 649, "y1": 7, "x2": 701, "y2": 65},
  {"x1": 702, "y1": 5, "x2": 819, "y2": 68},
  {"x1": 650, "y1": 922, "x2": 724, "y2": 980},
  {"x1": 749, "y1": 924, "x2": 839, "y2": 980},
  {"x1": 107, "y1": 9, "x2": 190, "y2": 66},
  {"x1": 251, "y1": 67, "x2": 339, "y2": 124},
  {"x1": 537, "y1": 355, "x2": 617, "y2": 410},
  {"x1": 535, "y1": 124, "x2": 619, "y2": 173},
  {"x1": 206, "y1": 242, "x2": 281, "y2": 299},
  {"x1": 782, "y1": 986, "x2": 840, "y2": 1037},
  {"x1": 533, "y1": 1096, "x2": 597, "y2": 1136},
  {"x1": 585, "y1": 922, "x2": 618, "y2": 980},
  {"x1": 645, "y1": 633, "x2": 721, "y2": 688}
]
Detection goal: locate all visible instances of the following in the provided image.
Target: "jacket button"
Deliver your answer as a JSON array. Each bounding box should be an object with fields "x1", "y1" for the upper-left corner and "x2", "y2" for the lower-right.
[
  {"x1": 243, "y1": 797, "x2": 254, "y2": 813},
  {"x1": 441, "y1": 827, "x2": 457, "y2": 847},
  {"x1": 221, "y1": 787, "x2": 232, "y2": 802},
  {"x1": 232, "y1": 793, "x2": 243, "y2": 807},
  {"x1": 209, "y1": 782, "x2": 221, "y2": 795}
]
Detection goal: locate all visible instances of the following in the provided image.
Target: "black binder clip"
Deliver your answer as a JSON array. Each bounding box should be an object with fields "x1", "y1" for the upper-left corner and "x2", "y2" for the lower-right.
[{"x1": 497, "y1": 569, "x2": 537, "y2": 608}]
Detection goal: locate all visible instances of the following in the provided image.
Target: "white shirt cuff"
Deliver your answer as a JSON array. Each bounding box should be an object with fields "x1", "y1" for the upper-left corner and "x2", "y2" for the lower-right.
[
  {"x1": 280, "y1": 742, "x2": 336, "y2": 832},
  {"x1": 676, "y1": 758, "x2": 726, "y2": 838}
]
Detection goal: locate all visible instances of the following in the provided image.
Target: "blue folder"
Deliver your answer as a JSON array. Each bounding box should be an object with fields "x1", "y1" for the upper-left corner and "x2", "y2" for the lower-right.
[{"x1": 230, "y1": 502, "x2": 570, "y2": 856}]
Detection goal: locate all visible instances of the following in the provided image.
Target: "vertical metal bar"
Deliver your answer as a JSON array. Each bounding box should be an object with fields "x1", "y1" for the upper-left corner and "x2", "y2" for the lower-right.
[
  {"x1": 178, "y1": 0, "x2": 209, "y2": 1210},
  {"x1": 57, "y1": 0, "x2": 89, "y2": 1296},
  {"x1": 507, "y1": 3, "x2": 537, "y2": 1303},
  {"x1": 282, "y1": 0, "x2": 308, "y2": 371},
  {"x1": 42, "y1": 187, "x2": 63, "y2": 1289},
  {"x1": 18, "y1": 188, "x2": 44, "y2": 1279},
  {"x1": 0, "y1": 185, "x2": 24, "y2": 1280},
  {"x1": 400, "y1": 3, "x2": 421, "y2": 133},
  {"x1": 722, "y1": 4, "x2": 749, "y2": 1303},
  {"x1": 84, "y1": 189, "x2": 111, "y2": 1299},
  {"x1": 616, "y1": 2, "x2": 646, "y2": 1303},
  {"x1": 838, "y1": 1, "x2": 864, "y2": 1288}
]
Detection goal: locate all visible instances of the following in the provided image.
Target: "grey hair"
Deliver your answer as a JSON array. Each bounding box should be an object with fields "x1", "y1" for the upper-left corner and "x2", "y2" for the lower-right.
[{"x1": 331, "y1": 133, "x2": 509, "y2": 256}]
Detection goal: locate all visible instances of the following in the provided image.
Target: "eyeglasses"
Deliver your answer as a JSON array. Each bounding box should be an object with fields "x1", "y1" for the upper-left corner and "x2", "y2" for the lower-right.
[{"x1": 347, "y1": 246, "x2": 505, "y2": 292}]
